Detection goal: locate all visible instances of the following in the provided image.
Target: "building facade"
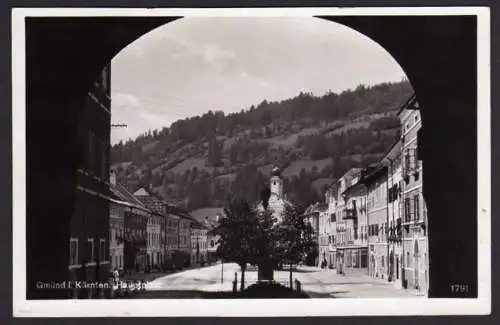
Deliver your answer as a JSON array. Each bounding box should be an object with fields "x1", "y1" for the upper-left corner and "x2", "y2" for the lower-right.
[
  {"x1": 165, "y1": 207, "x2": 193, "y2": 268},
  {"x1": 385, "y1": 141, "x2": 404, "y2": 287},
  {"x1": 334, "y1": 168, "x2": 368, "y2": 273},
  {"x1": 191, "y1": 222, "x2": 208, "y2": 267},
  {"x1": 69, "y1": 65, "x2": 111, "y2": 298},
  {"x1": 166, "y1": 213, "x2": 180, "y2": 268},
  {"x1": 123, "y1": 205, "x2": 148, "y2": 274},
  {"x1": 326, "y1": 186, "x2": 338, "y2": 269},
  {"x1": 178, "y1": 215, "x2": 192, "y2": 263},
  {"x1": 341, "y1": 174, "x2": 369, "y2": 271},
  {"x1": 298, "y1": 94, "x2": 427, "y2": 294},
  {"x1": 399, "y1": 96, "x2": 428, "y2": 295},
  {"x1": 109, "y1": 172, "x2": 125, "y2": 273},
  {"x1": 317, "y1": 203, "x2": 330, "y2": 268},
  {"x1": 147, "y1": 212, "x2": 162, "y2": 270},
  {"x1": 365, "y1": 166, "x2": 389, "y2": 280}
]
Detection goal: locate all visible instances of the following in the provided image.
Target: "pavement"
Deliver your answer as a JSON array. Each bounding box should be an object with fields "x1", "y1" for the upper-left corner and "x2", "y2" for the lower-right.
[{"x1": 138, "y1": 262, "x2": 425, "y2": 298}]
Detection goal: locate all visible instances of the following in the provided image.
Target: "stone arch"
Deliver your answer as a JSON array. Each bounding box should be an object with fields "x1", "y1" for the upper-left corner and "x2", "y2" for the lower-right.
[{"x1": 25, "y1": 15, "x2": 477, "y2": 299}]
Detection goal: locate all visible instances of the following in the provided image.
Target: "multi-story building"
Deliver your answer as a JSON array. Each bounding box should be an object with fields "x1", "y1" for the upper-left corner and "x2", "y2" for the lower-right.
[
  {"x1": 384, "y1": 141, "x2": 404, "y2": 287},
  {"x1": 178, "y1": 214, "x2": 192, "y2": 262},
  {"x1": 147, "y1": 212, "x2": 162, "y2": 270},
  {"x1": 334, "y1": 168, "x2": 366, "y2": 272},
  {"x1": 341, "y1": 171, "x2": 369, "y2": 271},
  {"x1": 165, "y1": 207, "x2": 193, "y2": 268},
  {"x1": 134, "y1": 187, "x2": 168, "y2": 269},
  {"x1": 113, "y1": 184, "x2": 149, "y2": 274},
  {"x1": 166, "y1": 212, "x2": 180, "y2": 267},
  {"x1": 364, "y1": 165, "x2": 389, "y2": 280},
  {"x1": 191, "y1": 221, "x2": 209, "y2": 267},
  {"x1": 69, "y1": 65, "x2": 112, "y2": 298},
  {"x1": 108, "y1": 172, "x2": 125, "y2": 273},
  {"x1": 189, "y1": 208, "x2": 224, "y2": 264},
  {"x1": 317, "y1": 203, "x2": 330, "y2": 268},
  {"x1": 399, "y1": 95, "x2": 428, "y2": 295},
  {"x1": 325, "y1": 185, "x2": 338, "y2": 269}
]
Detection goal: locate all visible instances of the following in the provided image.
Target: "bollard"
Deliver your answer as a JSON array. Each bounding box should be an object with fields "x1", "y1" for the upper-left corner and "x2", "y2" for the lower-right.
[
  {"x1": 232, "y1": 272, "x2": 238, "y2": 293},
  {"x1": 294, "y1": 279, "x2": 301, "y2": 292}
]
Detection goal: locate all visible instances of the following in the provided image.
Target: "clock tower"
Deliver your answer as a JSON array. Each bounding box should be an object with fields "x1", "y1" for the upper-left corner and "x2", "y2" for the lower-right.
[{"x1": 270, "y1": 166, "x2": 283, "y2": 200}]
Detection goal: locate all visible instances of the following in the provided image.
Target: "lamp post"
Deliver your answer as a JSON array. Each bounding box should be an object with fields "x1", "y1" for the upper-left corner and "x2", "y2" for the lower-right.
[{"x1": 221, "y1": 259, "x2": 224, "y2": 284}]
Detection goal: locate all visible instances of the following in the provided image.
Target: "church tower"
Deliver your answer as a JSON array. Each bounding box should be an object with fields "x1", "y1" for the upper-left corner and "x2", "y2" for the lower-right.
[{"x1": 270, "y1": 166, "x2": 283, "y2": 199}]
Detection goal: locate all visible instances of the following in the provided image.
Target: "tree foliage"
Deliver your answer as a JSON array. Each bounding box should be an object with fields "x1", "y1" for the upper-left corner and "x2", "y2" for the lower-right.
[
  {"x1": 274, "y1": 204, "x2": 315, "y2": 268},
  {"x1": 216, "y1": 199, "x2": 264, "y2": 290}
]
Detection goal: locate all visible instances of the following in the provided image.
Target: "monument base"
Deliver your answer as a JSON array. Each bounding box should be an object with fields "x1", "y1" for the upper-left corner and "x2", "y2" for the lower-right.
[{"x1": 258, "y1": 263, "x2": 274, "y2": 281}]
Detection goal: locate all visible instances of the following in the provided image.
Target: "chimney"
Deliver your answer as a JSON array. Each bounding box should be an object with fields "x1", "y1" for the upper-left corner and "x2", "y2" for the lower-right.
[{"x1": 110, "y1": 170, "x2": 117, "y2": 187}]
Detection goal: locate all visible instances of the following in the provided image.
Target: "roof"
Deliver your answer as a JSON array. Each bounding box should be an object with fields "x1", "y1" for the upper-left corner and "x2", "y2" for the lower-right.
[
  {"x1": 110, "y1": 182, "x2": 150, "y2": 212},
  {"x1": 342, "y1": 175, "x2": 368, "y2": 197},
  {"x1": 304, "y1": 202, "x2": 322, "y2": 215},
  {"x1": 381, "y1": 139, "x2": 403, "y2": 163},
  {"x1": 189, "y1": 207, "x2": 224, "y2": 229},
  {"x1": 339, "y1": 168, "x2": 363, "y2": 187},
  {"x1": 317, "y1": 202, "x2": 328, "y2": 211},
  {"x1": 361, "y1": 165, "x2": 388, "y2": 187},
  {"x1": 397, "y1": 93, "x2": 418, "y2": 116},
  {"x1": 168, "y1": 206, "x2": 200, "y2": 224},
  {"x1": 133, "y1": 188, "x2": 149, "y2": 196}
]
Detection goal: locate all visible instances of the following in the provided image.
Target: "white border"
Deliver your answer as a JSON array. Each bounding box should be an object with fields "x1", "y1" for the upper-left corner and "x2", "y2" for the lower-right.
[{"x1": 12, "y1": 7, "x2": 491, "y2": 317}]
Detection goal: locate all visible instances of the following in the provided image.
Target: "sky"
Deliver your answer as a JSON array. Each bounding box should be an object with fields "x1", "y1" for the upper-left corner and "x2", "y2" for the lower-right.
[{"x1": 111, "y1": 17, "x2": 407, "y2": 144}]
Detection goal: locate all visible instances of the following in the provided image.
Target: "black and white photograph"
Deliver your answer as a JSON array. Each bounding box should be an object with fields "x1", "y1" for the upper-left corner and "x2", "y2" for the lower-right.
[{"x1": 12, "y1": 7, "x2": 490, "y2": 317}]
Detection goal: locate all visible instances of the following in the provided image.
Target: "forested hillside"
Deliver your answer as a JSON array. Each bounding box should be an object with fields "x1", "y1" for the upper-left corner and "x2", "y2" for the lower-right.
[{"x1": 111, "y1": 80, "x2": 413, "y2": 211}]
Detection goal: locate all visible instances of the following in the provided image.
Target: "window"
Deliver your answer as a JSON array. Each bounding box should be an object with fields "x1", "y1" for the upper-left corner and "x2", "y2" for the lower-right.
[
  {"x1": 87, "y1": 238, "x2": 94, "y2": 262},
  {"x1": 404, "y1": 152, "x2": 411, "y2": 175},
  {"x1": 69, "y1": 238, "x2": 78, "y2": 266},
  {"x1": 414, "y1": 195, "x2": 420, "y2": 221},
  {"x1": 404, "y1": 198, "x2": 412, "y2": 222},
  {"x1": 406, "y1": 252, "x2": 410, "y2": 267},
  {"x1": 99, "y1": 239, "x2": 106, "y2": 261}
]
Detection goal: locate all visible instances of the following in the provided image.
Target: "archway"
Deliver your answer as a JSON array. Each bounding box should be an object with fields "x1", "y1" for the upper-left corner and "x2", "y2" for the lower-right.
[{"x1": 24, "y1": 14, "x2": 478, "y2": 299}]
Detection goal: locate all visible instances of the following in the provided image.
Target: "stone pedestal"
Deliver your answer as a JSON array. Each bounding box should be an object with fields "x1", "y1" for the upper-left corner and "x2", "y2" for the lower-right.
[{"x1": 258, "y1": 263, "x2": 274, "y2": 281}]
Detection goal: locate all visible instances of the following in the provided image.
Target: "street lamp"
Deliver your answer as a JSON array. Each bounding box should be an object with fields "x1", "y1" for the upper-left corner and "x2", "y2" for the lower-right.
[{"x1": 221, "y1": 259, "x2": 224, "y2": 284}]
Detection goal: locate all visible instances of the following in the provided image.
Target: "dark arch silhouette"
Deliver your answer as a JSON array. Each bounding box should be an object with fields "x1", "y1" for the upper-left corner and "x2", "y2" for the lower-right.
[{"x1": 25, "y1": 15, "x2": 477, "y2": 299}]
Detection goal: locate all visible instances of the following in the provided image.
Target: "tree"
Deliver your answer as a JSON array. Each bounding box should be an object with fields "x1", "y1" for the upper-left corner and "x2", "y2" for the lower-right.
[
  {"x1": 207, "y1": 138, "x2": 223, "y2": 167},
  {"x1": 216, "y1": 199, "x2": 262, "y2": 291},
  {"x1": 274, "y1": 204, "x2": 315, "y2": 287}
]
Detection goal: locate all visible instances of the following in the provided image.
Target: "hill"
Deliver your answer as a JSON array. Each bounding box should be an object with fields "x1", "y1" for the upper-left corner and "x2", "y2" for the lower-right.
[{"x1": 111, "y1": 80, "x2": 413, "y2": 211}]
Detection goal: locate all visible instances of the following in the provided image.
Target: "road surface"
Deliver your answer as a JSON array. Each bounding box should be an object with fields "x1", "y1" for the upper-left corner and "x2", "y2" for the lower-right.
[{"x1": 138, "y1": 262, "x2": 424, "y2": 298}]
